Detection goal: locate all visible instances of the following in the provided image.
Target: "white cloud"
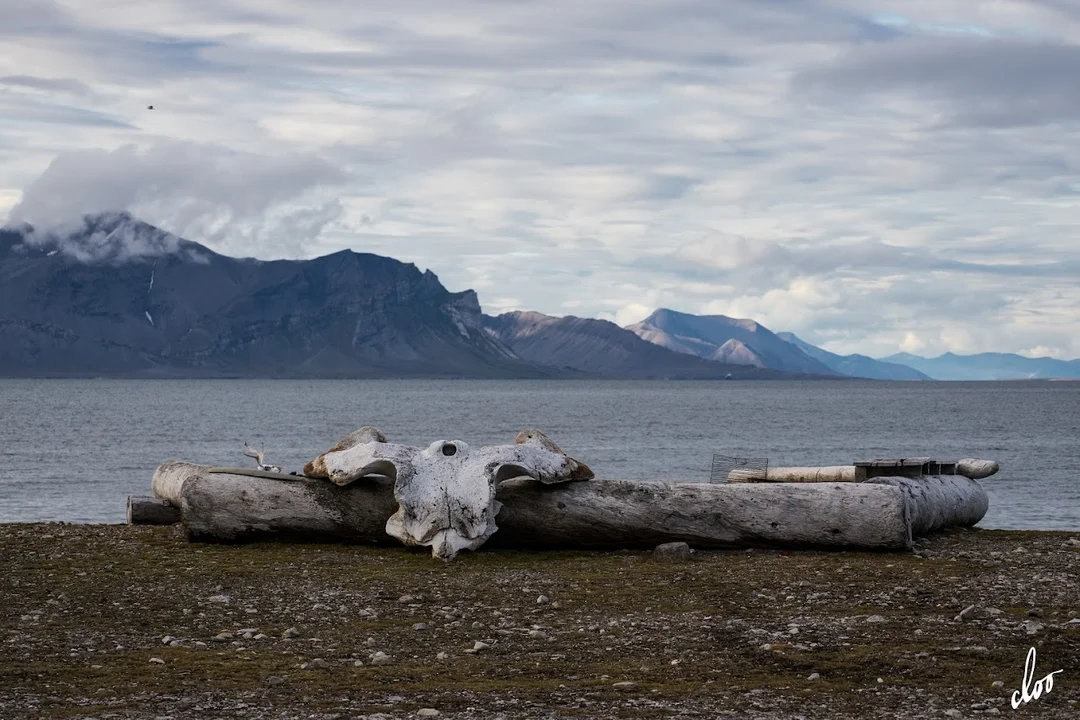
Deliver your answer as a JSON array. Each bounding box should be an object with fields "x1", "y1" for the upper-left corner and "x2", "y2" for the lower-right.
[{"x1": 1, "y1": 0, "x2": 1078, "y2": 358}]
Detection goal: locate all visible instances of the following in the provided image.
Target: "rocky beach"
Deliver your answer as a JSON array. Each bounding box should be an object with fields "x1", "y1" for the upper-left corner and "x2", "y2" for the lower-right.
[{"x1": 1, "y1": 524, "x2": 1077, "y2": 719}]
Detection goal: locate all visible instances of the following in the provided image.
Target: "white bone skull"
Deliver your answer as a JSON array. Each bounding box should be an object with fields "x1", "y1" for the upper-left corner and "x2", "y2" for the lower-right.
[{"x1": 304, "y1": 427, "x2": 592, "y2": 560}]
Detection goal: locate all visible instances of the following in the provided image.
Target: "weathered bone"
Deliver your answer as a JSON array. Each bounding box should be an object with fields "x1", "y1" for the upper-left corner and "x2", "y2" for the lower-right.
[{"x1": 303, "y1": 427, "x2": 593, "y2": 560}]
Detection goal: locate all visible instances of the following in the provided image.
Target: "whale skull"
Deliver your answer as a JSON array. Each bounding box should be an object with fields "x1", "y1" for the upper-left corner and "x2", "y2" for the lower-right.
[{"x1": 304, "y1": 428, "x2": 592, "y2": 560}]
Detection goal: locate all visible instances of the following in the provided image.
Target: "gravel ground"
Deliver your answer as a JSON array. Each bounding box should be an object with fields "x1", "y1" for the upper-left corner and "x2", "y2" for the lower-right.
[{"x1": 2, "y1": 523, "x2": 1078, "y2": 719}]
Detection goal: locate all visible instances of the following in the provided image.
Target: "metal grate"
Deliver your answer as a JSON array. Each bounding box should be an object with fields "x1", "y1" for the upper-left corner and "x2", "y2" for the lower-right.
[{"x1": 711, "y1": 454, "x2": 769, "y2": 483}]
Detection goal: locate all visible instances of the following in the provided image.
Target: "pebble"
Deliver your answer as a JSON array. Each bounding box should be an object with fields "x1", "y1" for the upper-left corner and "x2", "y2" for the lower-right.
[
  {"x1": 1027, "y1": 608, "x2": 1043, "y2": 618},
  {"x1": 1025, "y1": 620, "x2": 1044, "y2": 635},
  {"x1": 254, "y1": 633, "x2": 268, "y2": 640},
  {"x1": 807, "y1": 673, "x2": 820, "y2": 681},
  {"x1": 282, "y1": 627, "x2": 300, "y2": 639},
  {"x1": 653, "y1": 541, "x2": 692, "y2": 561},
  {"x1": 956, "y1": 605, "x2": 977, "y2": 622},
  {"x1": 612, "y1": 681, "x2": 638, "y2": 690},
  {"x1": 436, "y1": 652, "x2": 449, "y2": 660},
  {"x1": 537, "y1": 595, "x2": 551, "y2": 605},
  {"x1": 944, "y1": 710, "x2": 962, "y2": 718},
  {"x1": 207, "y1": 595, "x2": 230, "y2": 604},
  {"x1": 148, "y1": 657, "x2": 165, "y2": 665},
  {"x1": 265, "y1": 676, "x2": 284, "y2": 686},
  {"x1": 353, "y1": 660, "x2": 364, "y2": 667},
  {"x1": 466, "y1": 640, "x2": 491, "y2": 653},
  {"x1": 991, "y1": 680, "x2": 1004, "y2": 688},
  {"x1": 371, "y1": 651, "x2": 392, "y2": 665},
  {"x1": 301, "y1": 658, "x2": 328, "y2": 670},
  {"x1": 213, "y1": 632, "x2": 233, "y2": 642},
  {"x1": 399, "y1": 594, "x2": 418, "y2": 603},
  {"x1": 413, "y1": 623, "x2": 427, "y2": 630},
  {"x1": 161, "y1": 636, "x2": 174, "y2": 645},
  {"x1": 528, "y1": 630, "x2": 547, "y2": 639},
  {"x1": 865, "y1": 615, "x2": 886, "y2": 624},
  {"x1": 417, "y1": 710, "x2": 440, "y2": 717}
]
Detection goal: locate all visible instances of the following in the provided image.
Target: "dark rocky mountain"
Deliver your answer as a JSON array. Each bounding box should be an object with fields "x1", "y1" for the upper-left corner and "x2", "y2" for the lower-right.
[
  {"x1": 881, "y1": 352, "x2": 1080, "y2": 381},
  {"x1": 625, "y1": 308, "x2": 838, "y2": 376},
  {"x1": 777, "y1": 332, "x2": 931, "y2": 381},
  {"x1": 483, "y1": 311, "x2": 828, "y2": 379},
  {"x1": 0, "y1": 213, "x2": 557, "y2": 378}
]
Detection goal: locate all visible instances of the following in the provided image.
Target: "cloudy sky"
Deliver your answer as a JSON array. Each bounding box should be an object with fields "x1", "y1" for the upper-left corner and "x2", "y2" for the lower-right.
[{"x1": 2, "y1": 0, "x2": 1079, "y2": 359}]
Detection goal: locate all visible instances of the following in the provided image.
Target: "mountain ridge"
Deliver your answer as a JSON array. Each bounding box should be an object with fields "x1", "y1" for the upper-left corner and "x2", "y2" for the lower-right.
[
  {"x1": 483, "y1": 311, "x2": 830, "y2": 380},
  {"x1": 625, "y1": 308, "x2": 839, "y2": 376},
  {"x1": 777, "y1": 332, "x2": 932, "y2": 381},
  {"x1": 0, "y1": 215, "x2": 557, "y2": 379}
]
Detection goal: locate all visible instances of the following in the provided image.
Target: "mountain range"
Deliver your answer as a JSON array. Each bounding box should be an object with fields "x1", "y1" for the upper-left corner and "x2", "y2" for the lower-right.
[
  {"x1": 1, "y1": 213, "x2": 1074, "y2": 380},
  {"x1": 882, "y1": 352, "x2": 1080, "y2": 381},
  {"x1": 0, "y1": 213, "x2": 554, "y2": 378}
]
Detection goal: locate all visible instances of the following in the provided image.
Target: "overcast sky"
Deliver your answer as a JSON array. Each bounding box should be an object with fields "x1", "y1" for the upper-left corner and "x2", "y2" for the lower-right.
[{"x1": 2, "y1": 1, "x2": 1079, "y2": 359}]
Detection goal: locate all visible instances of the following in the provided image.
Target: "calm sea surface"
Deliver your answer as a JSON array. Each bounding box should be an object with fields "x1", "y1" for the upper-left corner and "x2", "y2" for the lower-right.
[{"x1": 0, "y1": 379, "x2": 1077, "y2": 530}]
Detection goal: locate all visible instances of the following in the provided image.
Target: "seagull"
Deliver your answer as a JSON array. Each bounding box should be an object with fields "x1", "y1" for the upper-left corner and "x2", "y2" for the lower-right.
[
  {"x1": 243, "y1": 443, "x2": 281, "y2": 473},
  {"x1": 147, "y1": 105, "x2": 154, "y2": 110}
]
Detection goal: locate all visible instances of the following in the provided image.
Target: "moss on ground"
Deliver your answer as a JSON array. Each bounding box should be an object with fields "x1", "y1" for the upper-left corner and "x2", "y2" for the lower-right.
[{"x1": 1, "y1": 524, "x2": 1078, "y2": 719}]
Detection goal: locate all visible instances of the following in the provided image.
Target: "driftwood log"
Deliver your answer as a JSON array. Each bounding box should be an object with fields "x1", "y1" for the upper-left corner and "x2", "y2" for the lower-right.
[
  {"x1": 728, "y1": 459, "x2": 999, "y2": 483},
  {"x1": 145, "y1": 461, "x2": 990, "y2": 552},
  {"x1": 126, "y1": 496, "x2": 181, "y2": 525}
]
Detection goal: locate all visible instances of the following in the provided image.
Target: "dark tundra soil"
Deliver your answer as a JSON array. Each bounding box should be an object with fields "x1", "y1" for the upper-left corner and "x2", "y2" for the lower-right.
[{"x1": 1, "y1": 524, "x2": 1078, "y2": 719}]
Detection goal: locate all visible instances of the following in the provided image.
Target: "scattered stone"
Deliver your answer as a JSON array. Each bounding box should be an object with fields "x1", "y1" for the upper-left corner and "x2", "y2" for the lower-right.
[
  {"x1": 436, "y1": 651, "x2": 449, "y2": 660},
  {"x1": 207, "y1": 595, "x2": 230, "y2": 604},
  {"x1": 148, "y1": 657, "x2": 165, "y2": 665},
  {"x1": 161, "y1": 635, "x2": 174, "y2": 645},
  {"x1": 653, "y1": 541, "x2": 692, "y2": 561},
  {"x1": 1025, "y1": 620, "x2": 1044, "y2": 635},
  {"x1": 413, "y1": 623, "x2": 427, "y2": 630},
  {"x1": 212, "y1": 631, "x2": 233, "y2": 642},
  {"x1": 353, "y1": 660, "x2": 364, "y2": 667},
  {"x1": 417, "y1": 710, "x2": 440, "y2": 717},
  {"x1": 956, "y1": 605, "x2": 977, "y2": 622},
  {"x1": 528, "y1": 629, "x2": 547, "y2": 639},
  {"x1": 467, "y1": 640, "x2": 491, "y2": 653},
  {"x1": 265, "y1": 676, "x2": 284, "y2": 686},
  {"x1": 807, "y1": 673, "x2": 820, "y2": 681},
  {"x1": 399, "y1": 594, "x2": 418, "y2": 603},
  {"x1": 944, "y1": 710, "x2": 962, "y2": 718},
  {"x1": 865, "y1": 615, "x2": 886, "y2": 624},
  {"x1": 991, "y1": 680, "x2": 1004, "y2": 688},
  {"x1": 301, "y1": 658, "x2": 328, "y2": 670},
  {"x1": 537, "y1": 595, "x2": 551, "y2": 605},
  {"x1": 371, "y1": 651, "x2": 392, "y2": 665},
  {"x1": 612, "y1": 681, "x2": 638, "y2": 690},
  {"x1": 282, "y1": 627, "x2": 300, "y2": 639},
  {"x1": 1027, "y1": 608, "x2": 1043, "y2": 618}
]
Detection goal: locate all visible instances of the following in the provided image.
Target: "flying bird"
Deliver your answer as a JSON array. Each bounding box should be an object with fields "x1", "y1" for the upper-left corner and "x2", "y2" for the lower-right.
[
  {"x1": 147, "y1": 105, "x2": 154, "y2": 110},
  {"x1": 243, "y1": 443, "x2": 281, "y2": 473}
]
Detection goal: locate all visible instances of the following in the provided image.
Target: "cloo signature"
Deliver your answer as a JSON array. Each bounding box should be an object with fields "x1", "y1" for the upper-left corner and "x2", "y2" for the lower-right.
[{"x1": 1011, "y1": 646, "x2": 1063, "y2": 709}]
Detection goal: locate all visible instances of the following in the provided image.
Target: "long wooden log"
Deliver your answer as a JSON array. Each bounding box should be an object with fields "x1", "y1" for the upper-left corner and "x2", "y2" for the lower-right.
[
  {"x1": 728, "y1": 460, "x2": 999, "y2": 483},
  {"x1": 728, "y1": 466, "x2": 856, "y2": 483},
  {"x1": 153, "y1": 461, "x2": 918, "y2": 550}
]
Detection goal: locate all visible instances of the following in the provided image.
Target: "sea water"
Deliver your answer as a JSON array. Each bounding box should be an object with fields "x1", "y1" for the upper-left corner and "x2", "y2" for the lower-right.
[{"x1": 0, "y1": 379, "x2": 1077, "y2": 529}]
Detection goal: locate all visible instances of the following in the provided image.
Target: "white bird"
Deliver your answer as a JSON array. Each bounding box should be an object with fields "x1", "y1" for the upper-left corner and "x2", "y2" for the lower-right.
[{"x1": 243, "y1": 443, "x2": 281, "y2": 474}]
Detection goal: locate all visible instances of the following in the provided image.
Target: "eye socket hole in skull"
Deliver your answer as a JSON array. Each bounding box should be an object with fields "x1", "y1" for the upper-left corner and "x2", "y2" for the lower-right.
[{"x1": 441, "y1": 442, "x2": 458, "y2": 457}]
